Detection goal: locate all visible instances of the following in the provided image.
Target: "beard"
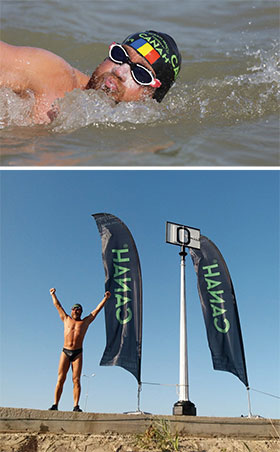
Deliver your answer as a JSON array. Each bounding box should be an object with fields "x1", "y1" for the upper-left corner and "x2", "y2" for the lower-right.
[{"x1": 85, "y1": 69, "x2": 125, "y2": 102}]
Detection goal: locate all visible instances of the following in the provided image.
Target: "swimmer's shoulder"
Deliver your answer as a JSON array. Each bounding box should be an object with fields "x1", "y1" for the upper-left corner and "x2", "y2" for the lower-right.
[
  {"x1": 0, "y1": 41, "x2": 20, "y2": 70},
  {"x1": 0, "y1": 41, "x2": 89, "y2": 95},
  {"x1": 0, "y1": 41, "x2": 31, "y2": 93}
]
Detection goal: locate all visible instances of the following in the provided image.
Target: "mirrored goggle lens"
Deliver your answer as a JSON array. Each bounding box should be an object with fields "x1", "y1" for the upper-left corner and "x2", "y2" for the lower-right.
[
  {"x1": 131, "y1": 65, "x2": 153, "y2": 85},
  {"x1": 110, "y1": 45, "x2": 128, "y2": 64}
]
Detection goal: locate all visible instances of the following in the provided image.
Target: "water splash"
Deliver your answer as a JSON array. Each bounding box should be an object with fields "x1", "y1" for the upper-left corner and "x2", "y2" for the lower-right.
[
  {"x1": 0, "y1": 88, "x2": 35, "y2": 128},
  {"x1": 50, "y1": 90, "x2": 163, "y2": 132},
  {"x1": 169, "y1": 42, "x2": 280, "y2": 124}
]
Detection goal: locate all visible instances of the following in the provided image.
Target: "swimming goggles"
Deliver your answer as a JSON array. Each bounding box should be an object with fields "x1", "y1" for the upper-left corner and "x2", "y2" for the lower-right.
[{"x1": 109, "y1": 42, "x2": 161, "y2": 88}]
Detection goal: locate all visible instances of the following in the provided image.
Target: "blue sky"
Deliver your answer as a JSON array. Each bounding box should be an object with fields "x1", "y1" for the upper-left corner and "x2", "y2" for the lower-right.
[{"x1": 0, "y1": 169, "x2": 279, "y2": 419}]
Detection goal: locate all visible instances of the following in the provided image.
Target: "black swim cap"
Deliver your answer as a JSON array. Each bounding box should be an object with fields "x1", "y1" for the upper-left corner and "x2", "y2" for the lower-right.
[{"x1": 122, "y1": 30, "x2": 181, "y2": 102}]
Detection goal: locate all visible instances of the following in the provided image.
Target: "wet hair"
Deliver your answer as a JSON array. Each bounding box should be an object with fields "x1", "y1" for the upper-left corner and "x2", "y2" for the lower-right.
[{"x1": 122, "y1": 30, "x2": 181, "y2": 102}]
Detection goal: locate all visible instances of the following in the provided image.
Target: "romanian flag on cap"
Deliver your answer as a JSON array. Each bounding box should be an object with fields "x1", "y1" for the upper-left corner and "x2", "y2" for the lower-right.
[{"x1": 130, "y1": 38, "x2": 160, "y2": 65}]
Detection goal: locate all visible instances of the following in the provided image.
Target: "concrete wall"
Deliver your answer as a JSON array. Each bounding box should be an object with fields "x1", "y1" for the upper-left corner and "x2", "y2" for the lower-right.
[{"x1": 1, "y1": 407, "x2": 279, "y2": 439}]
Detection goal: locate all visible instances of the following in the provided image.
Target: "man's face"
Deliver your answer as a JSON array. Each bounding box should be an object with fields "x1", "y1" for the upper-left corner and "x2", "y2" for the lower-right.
[
  {"x1": 71, "y1": 307, "x2": 82, "y2": 320},
  {"x1": 88, "y1": 45, "x2": 156, "y2": 102}
]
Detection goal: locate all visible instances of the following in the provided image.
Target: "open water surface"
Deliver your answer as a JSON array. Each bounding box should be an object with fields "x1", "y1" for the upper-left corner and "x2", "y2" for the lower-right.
[{"x1": 0, "y1": 0, "x2": 279, "y2": 166}]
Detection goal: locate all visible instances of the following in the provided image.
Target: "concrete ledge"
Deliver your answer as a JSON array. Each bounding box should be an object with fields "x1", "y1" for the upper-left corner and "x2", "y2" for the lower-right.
[{"x1": 0, "y1": 407, "x2": 279, "y2": 439}]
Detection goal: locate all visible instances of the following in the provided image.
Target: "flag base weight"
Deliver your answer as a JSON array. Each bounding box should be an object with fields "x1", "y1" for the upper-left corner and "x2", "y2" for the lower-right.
[{"x1": 173, "y1": 400, "x2": 197, "y2": 416}]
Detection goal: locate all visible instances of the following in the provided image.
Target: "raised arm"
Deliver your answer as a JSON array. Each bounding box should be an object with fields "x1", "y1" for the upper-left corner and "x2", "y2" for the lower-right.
[
  {"x1": 50, "y1": 288, "x2": 68, "y2": 322},
  {"x1": 86, "y1": 291, "x2": 111, "y2": 324}
]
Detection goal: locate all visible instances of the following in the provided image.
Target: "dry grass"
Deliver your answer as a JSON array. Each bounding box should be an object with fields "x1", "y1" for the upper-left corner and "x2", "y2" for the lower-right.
[{"x1": 135, "y1": 418, "x2": 179, "y2": 451}]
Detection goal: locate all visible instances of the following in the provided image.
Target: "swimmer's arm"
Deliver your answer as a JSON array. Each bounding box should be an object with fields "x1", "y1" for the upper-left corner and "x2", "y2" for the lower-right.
[
  {"x1": 85, "y1": 291, "x2": 111, "y2": 325},
  {"x1": 50, "y1": 288, "x2": 68, "y2": 321}
]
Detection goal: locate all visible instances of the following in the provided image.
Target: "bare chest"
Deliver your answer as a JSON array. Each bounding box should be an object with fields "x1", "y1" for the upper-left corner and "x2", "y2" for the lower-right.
[{"x1": 64, "y1": 319, "x2": 87, "y2": 337}]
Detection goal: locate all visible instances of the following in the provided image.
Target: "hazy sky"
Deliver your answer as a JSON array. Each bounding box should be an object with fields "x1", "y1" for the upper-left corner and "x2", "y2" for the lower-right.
[{"x1": 1, "y1": 169, "x2": 279, "y2": 418}]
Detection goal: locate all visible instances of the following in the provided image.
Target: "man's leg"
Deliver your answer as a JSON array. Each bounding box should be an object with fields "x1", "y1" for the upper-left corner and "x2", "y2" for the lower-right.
[
  {"x1": 72, "y1": 353, "x2": 83, "y2": 410},
  {"x1": 54, "y1": 351, "x2": 71, "y2": 406}
]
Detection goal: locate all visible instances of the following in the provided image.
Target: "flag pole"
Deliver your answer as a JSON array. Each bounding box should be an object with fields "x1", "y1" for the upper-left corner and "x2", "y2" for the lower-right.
[
  {"x1": 173, "y1": 246, "x2": 196, "y2": 416},
  {"x1": 247, "y1": 387, "x2": 252, "y2": 418},
  {"x1": 137, "y1": 383, "x2": 142, "y2": 412}
]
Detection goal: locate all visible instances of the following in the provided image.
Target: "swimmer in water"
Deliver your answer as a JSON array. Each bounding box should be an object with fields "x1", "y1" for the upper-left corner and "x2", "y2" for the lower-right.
[{"x1": 0, "y1": 31, "x2": 181, "y2": 124}]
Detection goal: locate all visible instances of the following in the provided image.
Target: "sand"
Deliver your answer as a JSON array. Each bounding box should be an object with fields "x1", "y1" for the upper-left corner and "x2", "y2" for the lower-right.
[{"x1": 0, "y1": 432, "x2": 279, "y2": 452}]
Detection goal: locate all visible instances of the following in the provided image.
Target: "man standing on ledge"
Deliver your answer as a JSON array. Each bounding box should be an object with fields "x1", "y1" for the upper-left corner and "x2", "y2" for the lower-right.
[{"x1": 49, "y1": 288, "x2": 111, "y2": 412}]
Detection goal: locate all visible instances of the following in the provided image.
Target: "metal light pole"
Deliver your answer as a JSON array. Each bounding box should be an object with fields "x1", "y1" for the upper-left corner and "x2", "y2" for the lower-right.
[
  {"x1": 179, "y1": 246, "x2": 188, "y2": 402},
  {"x1": 166, "y1": 221, "x2": 200, "y2": 416},
  {"x1": 82, "y1": 373, "x2": 95, "y2": 412}
]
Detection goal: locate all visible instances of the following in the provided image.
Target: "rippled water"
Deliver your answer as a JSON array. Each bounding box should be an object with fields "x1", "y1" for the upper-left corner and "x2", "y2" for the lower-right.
[{"x1": 0, "y1": 0, "x2": 279, "y2": 166}]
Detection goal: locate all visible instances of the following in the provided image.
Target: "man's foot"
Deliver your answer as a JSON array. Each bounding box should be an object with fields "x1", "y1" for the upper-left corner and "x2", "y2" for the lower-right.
[
  {"x1": 48, "y1": 404, "x2": 58, "y2": 410},
  {"x1": 73, "y1": 405, "x2": 82, "y2": 412}
]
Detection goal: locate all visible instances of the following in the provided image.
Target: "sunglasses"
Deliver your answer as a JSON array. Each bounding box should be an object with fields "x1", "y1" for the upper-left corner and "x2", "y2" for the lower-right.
[{"x1": 108, "y1": 42, "x2": 161, "y2": 88}]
